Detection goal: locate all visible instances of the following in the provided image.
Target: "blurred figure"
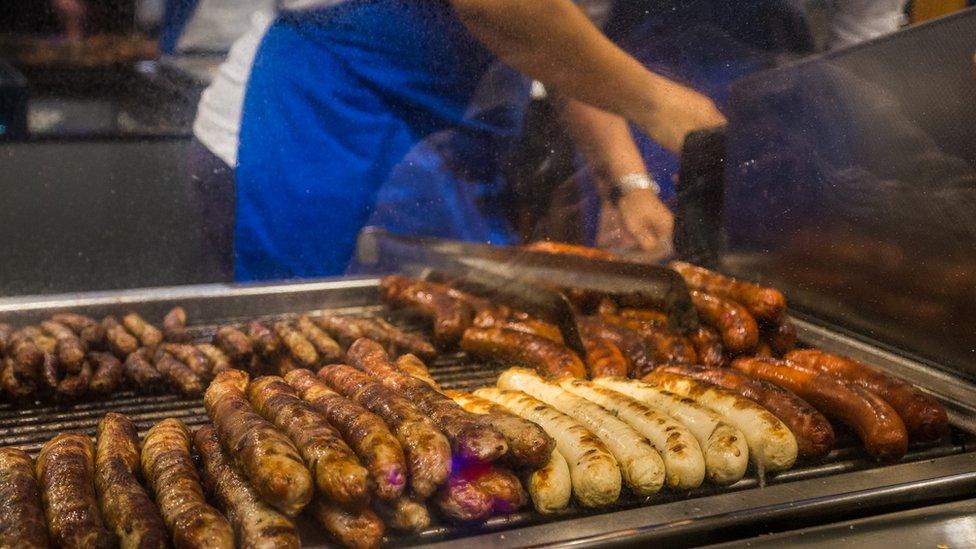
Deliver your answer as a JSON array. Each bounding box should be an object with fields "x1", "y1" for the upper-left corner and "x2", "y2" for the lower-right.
[
  {"x1": 50, "y1": 0, "x2": 87, "y2": 42},
  {"x1": 829, "y1": 0, "x2": 907, "y2": 49}
]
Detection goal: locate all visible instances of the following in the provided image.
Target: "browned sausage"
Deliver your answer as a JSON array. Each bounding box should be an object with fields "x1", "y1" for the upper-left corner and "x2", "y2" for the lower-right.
[
  {"x1": 141, "y1": 418, "x2": 234, "y2": 549},
  {"x1": 121, "y1": 313, "x2": 163, "y2": 349},
  {"x1": 349, "y1": 338, "x2": 509, "y2": 464},
  {"x1": 54, "y1": 360, "x2": 92, "y2": 401},
  {"x1": 460, "y1": 327, "x2": 586, "y2": 379},
  {"x1": 766, "y1": 319, "x2": 797, "y2": 356},
  {"x1": 36, "y1": 433, "x2": 115, "y2": 549},
  {"x1": 88, "y1": 351, "x2": 124, "y2": 395},
  {"x1": 0, "y1": 323, "x2": 12, "y2": 353},
  {"x1": 732, "y1": 357, "x2": 908, "y2": 462},
  {"x1": 193, "y1": 426, "x2": 301, "y2": 549},
  {"x1": 656, "y1": 364, "x2": 835, "y2": 461},
  {"x1": 365, "y1": 317, "x2": 437, "y2": 360},
  {"x1": 670, "y1": 261, "x2": 787, "y2": 321},
  {"x1": 196, "y1": 344, "x2": 233, "y2": 375},
  {"x1": 395, "y1": 354, "x2": 440, "y2": 390},
  {"x1": 318, "y1": 364, "x2": 452, "y2": 499},
  {"x1": 446, "y1": 390, "x2": 555, "y2": 470},
  {"x1": 378, "y1": 275, "x2": 474, "y2": 348},
  {"x1": 123, "y1": 348, "x2": 165, "y2": 391},
  {"x1": 214, "y1": 326, "x2": 254, "y2": 367},
  {"x1": 309, "y1": 499, "x2": 384, "y2": 549},
  {"x1": 163, "y1": 344, "x2": 212, "y2": 380},
  {"x1": 247, "y1": 376, "x2": 370, "y2": 509},
  {"x1": 8, "y1": 330, "x2": 44, "y2": 382},
  {"x1": 469, "y1": 466, "x2": 528, "y2": 514},
  {"x1": 579, "y1": 332, "x2": 630, "y2": 378},
  {"x1": 431, "y1": 469, "x2": 493, "y2": 523},
  {"x1": 786, "y1": 350, "x2": 948, "y2": 442},
  {"x1": 471, "y1": 308, "x2": 565, "y2": 343},
  {"x1": 295, "y1": 315, "x2": 344, "y2": 363},
  {"x1": 523, "y1": 241, "x2": 622, "y2": 260},
  {"x1": 576, "y1": 317, "x2": 654, "y2": 378},
  {"x1": 285, "y1": 369, "x2": 407, "y2": 502},
  {"x1": 618, "y1": 308, "x2": 669, "y2": 326},
  {"x1": 273, "y1": 321, "x2": 319, "y2": 368},
  {"x1": 0, "y1": 448, "x2": 49, "y2": 548},
  {"x1": 374, "y1": 497, "x2": 430, "y2": 533},
  {"x1": 95, "y1": 413, "x2": 168, "y2": 549},
  {"x1": 689, "y1": 290, "x2": 759, "y2": 354},
  {"x1": 103, "y1": 317, "x2": 140, "y2": 358},
  {"x1": 40, "y1": 321, "x2": 86, "y2": 374},
  {"x1": 204, "y1": 370, "x2": 314, "y2": 516},
  {"x1": 162, "y1": 307, "x2": 192, "y2": 343},
  {"x1": 687, "y1": 326, "x2": 724, "y2": 367},
  {"x1": 1, "y1": 357, "x2": 36, "y2": 401},
  {"x1": 51, "y1": 314, "x2": 106, "y2": 350},
  {"x1": 153, "y1": 351, "x2": 203, "y2": 397},
  {"x1": 597, "y1": 314, "x2": 697, "y2": 368},
  {"x1": 310, "y1": 314, "x2": 364, "y2": 348}
]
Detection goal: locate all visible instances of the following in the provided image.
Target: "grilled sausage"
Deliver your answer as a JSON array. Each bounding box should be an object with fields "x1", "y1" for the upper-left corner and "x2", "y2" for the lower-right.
[
  {"x1": 193, "y1": 426, "x2": 301, "y2": 549},
  {"x1": 472, "y1": 309, "x2": 565, "y2": 343},
  {"x1": 54, "y1": 360, "x2": 92, "y2": 401},
  {"x1": 378, "y1": 275, "x2": 474, "y2": 347},
  {"x1": 247, "y1": 376, "x2": 370, "y2": 509},
  {"x1": 474, "y1": 388, "x2": 620, "y2": 507},
  {"x1": 689, "y1": 326, "x2": 725, "y2": 368},
  {"x1": 204, "y1": 370, "x2": 314, "y2": 516},
  {"x1": 0, "y1": 323, "x2": 12, "y2": 353},
  {"x1": 273, "y1": 322, "x2": 319, "y2": 368},
  {"x1": 656, "y1": 364, "x2": 835, "y2": 461},
  {"x1": 786, "y1": 350, "x2": 948, "y2": 442},
  {"x1": 460, "y1": 327, "x2": 586, "y2": 379},
  {"x1": 446, "y1": 390, "x2": 555, "y2": 469},
  {"x1": 285, "y1": 369, "x2": 407, "y2": 501},
  {"x1": 40, "y1": 321, "x2": 86, "y2": 374},
  {"x1": 0, "y1": 448, "x2": 49, "y2": 549},
  {"x1": 318, "y1": 364, "x2": 451, "y2": 499},
  {"x1": 592, "y1": 377, "x2": 749, "y2": 485},
  {"x1": 643, "y1": 370, "x2": 798, "y2": 473},
  {"x1": 310, "y1": 314, "x2": 364, "y2": 348},
  {"x1": 103, "y1": 317, "x2": 140, "y2": 358},
  {"x1": 163, "y1": 344, "x2": 212, "y2": 380},
  {"x1": 470, "y1": 466, "x2": 528, "y2": 514},
  {"x1": 689, "y1": 290, "x2": 759, "y2": 354},
  {"x1": 732, "y1": 357, "x2": 908, "y2": 462},
  {"x1": 559, "y1": 379, "x2": 706, "y2": 490},
  {"x1": 766, "y1": 319, "x2": 797, "y2": 356},
  {"x1": 349, "y1": 339, "x2": 508, "y2": 464},
  {"x1": 365, "y1": 317, "x2": 437, "y2": 360},
  {"x1": 1, "y1": 357, "x2": 36, "y2": 401},
  {"x1": 162, "y1": 307, "x2": 192, "y2": 343},
  {"x1": 523, "y1": 241, "x2": 622, "y2": 260},
  {"x1": 618, "y1": 308, "x2": 669, "y2": 326},
  {"x1": 577, "y1": 317, "x2": 655, "y2": 377},
  {"x1": 395, "y1": 354, "x2": 441, "y2": 391},
  {"x1": 670, "y1": 261, "x2": 787, "y2": 321},
  {"x1": 95, "y1": 413, "x2": 168, "y2": 549},
  {"x1": 121, "y1": 313, "x2": 163, "y2": 349},
  {"x1": 525, "y1": 448, "x2": 572, "y2": 514},
  {"x1": 579, "y1": 332, "x2": 629, "y2": 378},
  {"x1": 498, "y1": 368, "x2": 664, "y2": 495},
  {"x1": 123, "y1": 348, "x2": 165, "y2": 391},
  {"x1": 310, "y1": 499, "x2": 384, "y2": 549},
  {"x1": 599, "y1": 314, "x2": 697, "y2": 367},
  {"x1": 374, "y1": 496, "x2": 430, "y2": 533},
  {"x1": 51, "y1": 313, "x2": 106, "y2": 350},
  {"x1": 85, "y1": 352, "x2": 121, "y2": 395},
  {"x1": 153, "y1": 351, "x2": 204, "y2": 397},
  {"x1": 141, "y1": 418, "x2": 234, "y2": 549},
  {"x1": 246, "y1": 322, "x2": 280, "y2": 359},
  {"x1": 295, "y1": 315, "x2": 344, "y2": 363},
  {"x1": 8, "y1": 332, "x2": 44, "y2": 382},
  {"x1": 214, "y1": 326, "x2": 254, "y2": 366},
  {"x1": 36, "y1": 433, "x2": 115, "y2": 549},
  {"x1": 431, "y1": 470, "x2": 492, "y2": 522},
  {"x1": 197, "y1": 344, "x2": 233, "y2": 375}
]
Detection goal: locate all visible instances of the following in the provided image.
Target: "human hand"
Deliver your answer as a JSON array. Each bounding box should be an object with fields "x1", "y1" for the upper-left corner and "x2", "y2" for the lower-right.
[
  {"x1": 615, "y1": 187, "x2": 674, "y2": 254},
  {"x1": 644, "y1": 80, "x2": 726, "y2": 154}
]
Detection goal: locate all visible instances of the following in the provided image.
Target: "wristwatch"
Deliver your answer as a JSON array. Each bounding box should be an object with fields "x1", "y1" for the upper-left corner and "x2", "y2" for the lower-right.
[{"x1": 610, "y1": 173, "x2": 660, "y2": 204}]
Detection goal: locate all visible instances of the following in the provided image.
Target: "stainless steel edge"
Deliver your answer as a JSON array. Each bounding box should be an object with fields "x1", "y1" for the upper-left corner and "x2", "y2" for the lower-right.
[
  {"x1": 424, "y1": 452, "x2": 976, "y2": 548},
  {"x1": 793, "y1": 317, "x2": 976, "y2": 434}
]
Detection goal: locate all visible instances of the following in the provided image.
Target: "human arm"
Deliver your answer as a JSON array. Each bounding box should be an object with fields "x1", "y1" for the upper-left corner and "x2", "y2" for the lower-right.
[
  {"x1": 50, "y1": 0, "x2": 87, "y2": 43},
  {"x1": 449, "y1": 0, "x2": 725, "y2": 153}
]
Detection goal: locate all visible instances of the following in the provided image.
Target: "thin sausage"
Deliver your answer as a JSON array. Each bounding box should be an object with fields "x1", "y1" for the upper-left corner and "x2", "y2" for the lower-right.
[
  {"x1": 163, "y1": 344, "x2": 212, "y2": 380},
  {"x1": 395, "y1": 354, "x2": 441, "y2": 391},
  {"x1": 670, "y1": 261, "x2": 787, "y2": 321},
  {"x1": 460, "y1": 327, "x2": 586, "y2": 379},
  {"x1": 599, "y1": 314, "x2": 697, "y2": 367},
  {"x1": 121, "y1": 313, "x2": 163, "y2": 349},
  {"x1": 141, "y1": 418, "x2": 234, "y2": 549},
  {"x1": 576, "y1": 317, "x2": 655, "y2": 377},
  {"x1": 689, "y1": 290, "x2": 759, "y2": 354},
  {"x1": 309, "y1": 499, "x2": 384, "y2": 549},
  {"x1": 0, "y1": 448, "x2": 49, "y2": 549},
  {"x1": 197, "y1": 344, "x2": 233, "y2": 375},
  {"x1": 153, "y1": 351, "x2": 203, "y2": 397},
  {"x1": 103, "y1": 317, "x2": 140, "y2": 358},
  {"x1": 366, "y1": 317, "x2": 437, "y2": 360},
  {"x1": 214, "y1": 326, "x2": 254, "y2": 367},
  {"x1": 51, "y1": 313, "x2": 106, "y2": 350},
  {"x1": 378, "y1": 275, "x2": 474, "y2": 348},
  {"x1": 40, "y1": 321, "x2": 86, "y2": 374},
  {"x1": 579, "y1": 333, "x2": 629, "y2": 378},
  {"x1": 247, "y1": 321, "x2": 280, "y2": 360},
  {"x1": 296, "y1": 315, "x2": 344, "y2": 363},
  {"x1": 88, "y1": 351, "x2": 124, "y2": 395},
  {"x1": 162, "y1": 307, "x2": 192, "y2": 343},
  {"x1": 54, "y1": 360, "x2": 92, "y2": 401},
  {"x1": 123, "y1": 348, "x2": 165, "y2": 391},
  {"x1": 273, "y1": 322, "x2": 318, "y2": 368}
]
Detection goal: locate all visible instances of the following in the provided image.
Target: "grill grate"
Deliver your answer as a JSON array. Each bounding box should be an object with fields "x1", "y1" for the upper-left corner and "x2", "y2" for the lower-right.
[{"x1": 0, "y1": 304, "x2": 970, "y2": 548}]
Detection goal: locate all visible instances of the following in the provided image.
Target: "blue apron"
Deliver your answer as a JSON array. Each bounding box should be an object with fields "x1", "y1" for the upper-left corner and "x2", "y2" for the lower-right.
[
  {"x1": 235, "y1": 0, "x2": 530, "y2": 281},
  {"x1": 159, "y1": 0, "x2": 199, "y2": 54}
]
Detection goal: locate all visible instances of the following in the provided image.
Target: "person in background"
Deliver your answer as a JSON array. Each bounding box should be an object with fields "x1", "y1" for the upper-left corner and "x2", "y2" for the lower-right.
[{"x1": 829, "y1": 0, "x2": 909, "y2": 49}]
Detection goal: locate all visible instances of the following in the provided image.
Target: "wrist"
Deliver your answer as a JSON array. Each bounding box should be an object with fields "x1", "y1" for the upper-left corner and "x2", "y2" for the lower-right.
[{"x1": 610, "y1": 173, "x2": 660, "y2": 205}]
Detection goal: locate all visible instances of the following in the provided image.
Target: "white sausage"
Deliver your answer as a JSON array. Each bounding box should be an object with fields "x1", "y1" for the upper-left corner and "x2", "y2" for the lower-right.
[
  {"x1": 559, "y1": 378, "x2": 706, "y2": 490},
  {"x1": 496, "y1": 368, "x2": 664, "y2": 496},
  {"x1": 473, "y1": 388, "x2": 619, "y2": 507},
  {"x1": 527, "y1": 448, "x2": 572, "y2": 514},
  {"x1": 593, "y1": 377, "x2": 749, "y2": 486}
]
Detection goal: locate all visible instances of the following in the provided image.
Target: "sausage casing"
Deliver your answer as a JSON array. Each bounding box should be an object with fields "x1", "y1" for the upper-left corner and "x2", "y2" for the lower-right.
[
  {"x1": 246, "y1": 376, "x2": 370, "y2": 509},
  {"x1": 785, "y1": 350, "x2": 948, "y2": 442},
  {"x1": 285, "y1": 369, "x2": 407, "y2": 501},
  {"x1": 40, "y1": 321, "x2": 86, "y2": 375},
  {"x1": 194, "y1": 426, "x2": 301, "y2": 549},
  {"x1": 95, "y1": 413, "x2": 168, "y2": 549},
  {"x1": 460, "y1": 327, "x2": 586, "y2": 379},
  {"x1": 36, "y1": 433, "x2": 115, "y2": 549},
  {"x1": 732, "y1": 357, "x2": 909, "y2": 462},
  {"x1": 197, "y1": 344, "x2": 233, "y2": 375},
  {"x1": 163, "y1": 344, "x2": 212, "y2": 380},
  {"x1": 689, "y1": 290, "x2": 759, "y2": 354},
  {"x1": 141, "y1": 418, "x2": 234, "y2": 549},
  {"x1": 0, "y1": 448, "x2": 49, "y2": 549}
]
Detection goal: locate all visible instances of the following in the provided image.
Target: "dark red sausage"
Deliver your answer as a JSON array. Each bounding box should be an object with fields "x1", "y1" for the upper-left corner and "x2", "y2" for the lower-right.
[
  {"x1": 689, "y1": 290, "x2": 759, "y2": 354},
  {"x1": 576, "y1": 317, "x2": 654, "y2": 378},
  {"x1": 670, "y1": 261, "x2": 787, "y2": 321},
  {"x1": 579, "y1": 333, "x2": 629, "y2": 378},
  {"x1": 378, "y1": 275, "x2": 474, "y2": 348},
  {"x1": 688, "y1": 326, "x2": 725, "y2": 367},
  {"x1": 599, "y1": 314, "x2": 697, "y2": 367},
  {"x1": 460, "y1": 327, "x2": 586, "y2": 379}
]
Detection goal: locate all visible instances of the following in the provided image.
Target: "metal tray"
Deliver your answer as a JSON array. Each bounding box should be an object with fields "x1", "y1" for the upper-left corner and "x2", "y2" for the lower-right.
[{"x1": 1, "y1": 277, "x2": 974, "y2": 548}]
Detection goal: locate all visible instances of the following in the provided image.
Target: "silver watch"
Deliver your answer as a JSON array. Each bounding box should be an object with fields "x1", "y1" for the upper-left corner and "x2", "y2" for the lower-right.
[{"x1": 611, "y1": 173, "x2": 660, "y2": 203}]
